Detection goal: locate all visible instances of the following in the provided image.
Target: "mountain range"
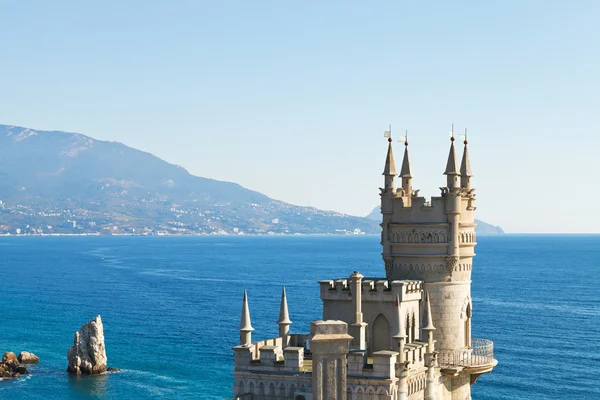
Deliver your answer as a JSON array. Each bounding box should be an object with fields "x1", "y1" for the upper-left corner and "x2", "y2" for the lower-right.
[
  {"x1": 0, "y1": 124, "x2": 502, "y2": 236},
  {"x1": 0, "y1": 125, "x2": 379, "y2": 235}
]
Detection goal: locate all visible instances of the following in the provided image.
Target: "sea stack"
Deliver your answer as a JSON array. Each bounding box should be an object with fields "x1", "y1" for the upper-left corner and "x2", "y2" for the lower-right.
[{"x1": 67, "y1": 315, "x2": 107, "y2": 374}]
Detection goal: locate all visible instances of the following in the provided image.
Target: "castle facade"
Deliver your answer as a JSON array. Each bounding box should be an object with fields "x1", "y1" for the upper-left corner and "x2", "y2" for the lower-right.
[{"x1": 230, "y1": 133, "x2": 496, "y2": 400}]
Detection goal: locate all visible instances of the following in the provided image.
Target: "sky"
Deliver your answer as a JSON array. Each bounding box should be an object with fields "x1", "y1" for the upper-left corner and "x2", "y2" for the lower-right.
[{"x1": 1, "y1": 1, "x2": 599, "y2": 233}]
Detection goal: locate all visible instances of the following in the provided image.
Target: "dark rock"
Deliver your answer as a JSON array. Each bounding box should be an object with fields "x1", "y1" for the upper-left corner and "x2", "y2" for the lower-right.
[
  {"x1": 16, "y1": 366, "x2": 28, "y2": 375},
  {"x1": 2, "y1": 371, "x2": 11, "y2": 378},
  {"x1": 106, "y1": 367, "x2": 121, "y2": 373}
]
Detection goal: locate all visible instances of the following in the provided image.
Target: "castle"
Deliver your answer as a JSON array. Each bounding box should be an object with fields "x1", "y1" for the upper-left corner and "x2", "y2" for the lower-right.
[{"x1": 230, "y1": 132, "x2": 497, "y2": 400}]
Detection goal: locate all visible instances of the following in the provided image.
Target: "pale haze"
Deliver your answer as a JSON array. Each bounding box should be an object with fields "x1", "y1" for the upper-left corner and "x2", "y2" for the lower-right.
[{"x1": 1, "y1": 1, "x2": 599, "y2": 233}]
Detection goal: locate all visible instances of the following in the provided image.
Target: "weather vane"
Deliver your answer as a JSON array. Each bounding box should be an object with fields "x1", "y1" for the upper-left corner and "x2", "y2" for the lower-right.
[
  {"x1": 383, "y1": 125, "x2": 392, "y2": 142},
  {"x1": 398, "y1": 129, "x2": 408, "y2": 146}
]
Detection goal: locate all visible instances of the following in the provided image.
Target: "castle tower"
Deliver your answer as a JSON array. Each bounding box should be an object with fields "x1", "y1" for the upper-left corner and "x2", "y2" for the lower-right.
[
  {"x1": 230, "y1": 127, "x2": 495, "y2": 400},
  {"x1": 380, "y1": 129, "x2": 494, "y2": 398}
]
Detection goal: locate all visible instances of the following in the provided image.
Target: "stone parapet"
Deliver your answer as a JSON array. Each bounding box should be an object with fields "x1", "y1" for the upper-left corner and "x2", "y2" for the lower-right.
[{"x1": 319, "y1": 279, "x2": 422, "y2": 302}]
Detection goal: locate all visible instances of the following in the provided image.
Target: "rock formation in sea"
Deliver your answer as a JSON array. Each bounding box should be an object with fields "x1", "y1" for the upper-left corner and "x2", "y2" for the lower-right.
[
  {"x1": 67, "y1": 315, "x2": 108, "y2": 374},
  {"x1": 1, "y1": 352, "x2": 29, "y2": 378},
  {"x1": 17, "y1": 351, "x2": 40, "y2": 364}
]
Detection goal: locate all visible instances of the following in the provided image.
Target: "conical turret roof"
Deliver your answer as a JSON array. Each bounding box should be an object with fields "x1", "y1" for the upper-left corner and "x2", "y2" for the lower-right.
[
  {"x1": 239, "y1": 290, "x2": 254, "y2": 332},
  {"x1": 382, "y1": 141, "x2": 396, "y2": 176},
  {"x1": 444, "y1": 139, "x2": 459, "y2": 176},
  {"x1": 400, "y1": 145, "x2": 412, "y2": 178},
  {"x1": 422, "y1": 291, "x2": 435, "y2": 331},
  {"x1": 277, "y1": 287, "x2": 292, "y2": 325},
  {"x1": 460, "y1": 142, "x2": 473, "y2": 177}
]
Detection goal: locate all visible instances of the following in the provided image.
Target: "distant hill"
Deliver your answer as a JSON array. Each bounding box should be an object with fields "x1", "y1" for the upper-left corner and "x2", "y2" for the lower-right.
[
  {"x1": 0, "y1": 124, "x2": 379, "y2": 235},
  {"x1": 365, "y1": 206, "x2": 504, "y2": 235}
]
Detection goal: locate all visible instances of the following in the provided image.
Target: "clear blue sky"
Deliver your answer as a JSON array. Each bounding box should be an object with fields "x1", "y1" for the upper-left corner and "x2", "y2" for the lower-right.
[{"x1": 1, "y1": 1, "x2": 599, "y2": 233}]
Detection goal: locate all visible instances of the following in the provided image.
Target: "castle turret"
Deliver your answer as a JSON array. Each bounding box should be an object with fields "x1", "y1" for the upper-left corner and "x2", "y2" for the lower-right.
[
  {"x1": 382, "y1": 138, "x2": 396, "y2": 192},
  {"x1": 381, "y1": 138, "x2": 396, "y2": 273},
  {"x1": 444, "y1": 136, "x2": 460, "y2": 189},
  {"x1": 399, "y1": 140, "x2": 413, "y2": 202},
  {"x1": 277, "y1": 287, "x2": 292, "y2": 339},
  {"x1": 445, "y1": 134, "x2": 461, "y2": 263},
  {"x1": 349, "y1": 271, "x2": 367, "y2": 350},
  {"x1": 422, "y1": 291, "x2": 435, "y2": 353},
  {"x1": 460, "y1": 132, "x2": 472, "y2": 191},
  {"x1": 239, "y1": 290, "x2": 254, "y2": 346},
  {"x1": 422, "y1": 291, "x2": 437, "y2": 400}
]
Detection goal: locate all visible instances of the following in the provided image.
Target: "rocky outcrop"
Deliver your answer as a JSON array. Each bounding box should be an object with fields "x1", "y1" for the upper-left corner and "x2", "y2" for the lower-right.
[
  {"x1": 67, "y1": 315, "x2": 107, "y2": 374},
  {"x1": 0, "y1": 352, "x2": 29, "y2": 378},
  {"x1": 17, "y1": 351, "x2": 40, "y2": 364},
  {"x1": 2, "y1": 352, "x2": 17, "y2": 364}
]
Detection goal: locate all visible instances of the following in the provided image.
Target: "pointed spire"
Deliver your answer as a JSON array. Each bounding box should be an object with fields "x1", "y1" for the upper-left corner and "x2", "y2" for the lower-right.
[
  {"x1": 400, "y1": 145, "x2": 412, "y2": 178},
  {"x1": 277, "y1": 287, "x2": 292, "y2": 325},
  {"x1": 460, "y1": 133, "x2": 472, "y2": 177},
  {"x1": 422, "y1": 291, "x2": 435, "y2": 331},
  {"x1": 444, "y1": 138, "x2": 459, "y2": 176},
  {"x1": 239, "y1": 290, "x2": 254, "y2": 332},
  {"x1": 382, "y1": 139, "x2": 396, "y2": 176}
]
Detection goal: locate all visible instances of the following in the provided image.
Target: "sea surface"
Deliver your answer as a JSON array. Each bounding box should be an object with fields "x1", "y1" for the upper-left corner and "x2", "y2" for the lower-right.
[{"x1": 0, "y1": 235, "x2": 599, "y2": 399}]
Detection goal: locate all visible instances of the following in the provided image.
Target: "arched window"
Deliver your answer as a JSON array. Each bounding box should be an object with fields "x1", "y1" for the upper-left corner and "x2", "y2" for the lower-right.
[
  {"x1": 372, "y1": 314, "x2": 391, "y2": 352},
  {"x1": 411, "y1": 313, "x2": 416, "y2": 344},
  {"x1": 406, "y1": 314, "x2": 411, "y2": 342},
  {"x1": 465, "y1": 302, "x2": 472, "y2": 347},
  {"x1": 288, "y1": 384, "x2": 296, "y2": 397}
]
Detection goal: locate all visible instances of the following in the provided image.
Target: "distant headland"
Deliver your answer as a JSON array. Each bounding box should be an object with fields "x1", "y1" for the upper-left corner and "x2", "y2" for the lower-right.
[{"x1": 365, "y1": 206, "x2": 504, "y2": 235}]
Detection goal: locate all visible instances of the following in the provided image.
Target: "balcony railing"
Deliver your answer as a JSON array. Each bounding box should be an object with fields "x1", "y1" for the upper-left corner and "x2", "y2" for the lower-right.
[{"x1": 437, "y1": 338, "x2": 494, "y2": 368}]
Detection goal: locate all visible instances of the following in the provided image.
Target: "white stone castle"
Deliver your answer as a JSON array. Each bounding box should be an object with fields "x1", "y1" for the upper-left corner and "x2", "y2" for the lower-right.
[{"x1": 231, "y1": 133, "x2": 497, "y2": 400}]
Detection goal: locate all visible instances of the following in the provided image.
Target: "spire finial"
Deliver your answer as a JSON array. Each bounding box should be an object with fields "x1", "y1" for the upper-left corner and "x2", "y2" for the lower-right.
[
  {"x1": 464, "y1": 128, "x2": 468, "y2": 145},
  {"x1": 384, "y1": 124, "x2": 392, "y2": 142},
  {"x1": 382, "y1": 129, "x2": 397, "y2": 177},
  {"x1": 444, "y1": 128, "x2": 459, "y2": 177}
]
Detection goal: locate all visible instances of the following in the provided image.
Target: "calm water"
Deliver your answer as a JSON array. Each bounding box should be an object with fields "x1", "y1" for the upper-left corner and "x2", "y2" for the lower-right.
[{"x1": 0, "y1": 235, "x2": 598, "y2": 399}]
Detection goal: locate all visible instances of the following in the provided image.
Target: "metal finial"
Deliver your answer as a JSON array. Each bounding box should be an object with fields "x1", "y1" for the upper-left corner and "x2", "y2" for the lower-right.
[
  {"x1": 405, "y1": 129, "x2": 409, "y2": 146},
  {"x1": 384, "y1": 124, "x2": 392, "y2": 142},
  {"x1": 449, "y1": 123, "x2": 455, "y2": 141},
  {"x1": 464, "y1": 128, "x2": 468, "y2": 145}
]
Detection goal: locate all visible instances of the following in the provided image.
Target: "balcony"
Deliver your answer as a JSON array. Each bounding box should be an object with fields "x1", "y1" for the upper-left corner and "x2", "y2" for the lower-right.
[{"x1": 437, "y1": 338, "x2": 495, "y2": 369}]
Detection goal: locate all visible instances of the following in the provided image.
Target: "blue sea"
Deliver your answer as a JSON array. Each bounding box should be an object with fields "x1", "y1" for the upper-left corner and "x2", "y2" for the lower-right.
[{"x1": 0, "y1": 235, "x2": 599, "y2": 399}]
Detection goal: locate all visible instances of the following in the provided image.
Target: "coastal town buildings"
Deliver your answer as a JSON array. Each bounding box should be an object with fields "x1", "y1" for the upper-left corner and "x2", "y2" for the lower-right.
[{"x1": 230, "y1": 132, "x2": 497, "y2": 400}]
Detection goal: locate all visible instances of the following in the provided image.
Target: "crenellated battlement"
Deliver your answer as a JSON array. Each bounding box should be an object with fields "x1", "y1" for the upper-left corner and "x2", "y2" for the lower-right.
[{"x1": 319, "y1": 278, "x2": 422, "y2": 302}]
